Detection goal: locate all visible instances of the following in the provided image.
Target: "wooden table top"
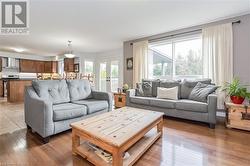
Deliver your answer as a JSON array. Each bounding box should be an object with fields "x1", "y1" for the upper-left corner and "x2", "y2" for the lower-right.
[
  {"x1": 70, "y1": 107, "x2": 164, "y2": 147},
  {"x1": 225, "y1": 102, "x2": 248, "y2": 108}
]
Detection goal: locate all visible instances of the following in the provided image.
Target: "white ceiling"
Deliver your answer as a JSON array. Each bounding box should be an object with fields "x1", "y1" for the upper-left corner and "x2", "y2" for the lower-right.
[{"x1": 0, "y1": 0, "x2": 249, "y2": 56}]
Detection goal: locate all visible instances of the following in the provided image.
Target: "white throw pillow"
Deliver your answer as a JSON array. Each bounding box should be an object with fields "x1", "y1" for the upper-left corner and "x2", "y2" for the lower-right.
[{"x1": 157, "y1": 86, "x2": 178, "y2": 100}]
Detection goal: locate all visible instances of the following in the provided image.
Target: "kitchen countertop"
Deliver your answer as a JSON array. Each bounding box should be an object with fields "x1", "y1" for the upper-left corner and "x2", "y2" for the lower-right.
[{"x1": 0, "y1": 78, "x2": 36, "y2": 81}]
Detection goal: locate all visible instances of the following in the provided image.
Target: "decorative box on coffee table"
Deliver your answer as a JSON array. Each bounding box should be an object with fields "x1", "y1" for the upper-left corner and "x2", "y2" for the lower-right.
[
  {"x1": 114, "y1": 93, "x2": 126, "y2": 108},
  {"x1": 225, "y1": 102, "x2": 250, "y2": 131}
]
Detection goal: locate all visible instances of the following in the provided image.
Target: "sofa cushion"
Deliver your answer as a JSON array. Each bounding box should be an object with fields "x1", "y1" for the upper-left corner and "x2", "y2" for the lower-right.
[
  {"x1": 32, "y1": 80, "x2": 70, "y2": 104},
  {"x1": 189, "y1": 82, "x2": 218, "y2": 102},
  {"x1": 135, "y1": 82, "x2": 152, "y2": 97},
  {"x1": 176, "y1": 99, "x2": 208, "y2": 113},
  {"x1": 135, "y1": 83, "x2": 144, "y2": 96},
  {"x1": 130, "y1": 96, "x2": 151, "y2": 105},
  {"x1": 53, "y1": 103, "x2": 87, "y2": 121},
  {"x1": 141, "y1": 81, "x2": 152, "y2": 97},
  {"x1": 142, "y1": 79, "x2": 160, "y2": 97},
  {"x1": 160, "y1": 80, "x2": 181, "y2": 99},
  {"x1": 67, "y1": 79, "x2": 92, "y2": 101},
  {"x1": 150, "y1": 98, "x2": 176, "y2": 109},
  {"x1": 180, "y1": 79, "x2": 212, "y2": 99},
  {"x1": 157, "y1": 86, "x2": 178, "y2": 100},
  {"x1": 72, "y1": 99, "x2": 108, "y2": 114}
]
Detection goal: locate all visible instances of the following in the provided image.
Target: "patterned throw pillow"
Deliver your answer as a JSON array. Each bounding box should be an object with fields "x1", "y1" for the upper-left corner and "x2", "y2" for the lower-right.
[
  {"x1": 135, "y1": 82, "x2": 152, "y2": 97},
  {"x1": 189, "y1": 82, "x2": 218, "y2": 102},
  {"x1": 142, "y1": 82, "x2": 152, "y2": 97},
  {"x1": 135, "y1": 83, "x2": 144, "y2": 96}
]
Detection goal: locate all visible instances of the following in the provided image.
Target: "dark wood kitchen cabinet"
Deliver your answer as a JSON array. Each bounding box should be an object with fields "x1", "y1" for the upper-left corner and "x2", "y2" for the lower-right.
[
  {"x1": 44, "y1": 61, "x2": 52, "y2": 73},
  {"x1": 36, "y1": 61, "x2": 45, "y2": 73},
  {"x1": 20, "y1": 59, "x2": 36, "y2": 73},
  {"x1": 19, "y1": 59, "x2": 58, "y2": 73},
  {"x1": 64, "y1": 58, "x2": 74, "y2": 72},
  {"x1": 44, "y1": 61, "x2": 58, "y2": 73}
]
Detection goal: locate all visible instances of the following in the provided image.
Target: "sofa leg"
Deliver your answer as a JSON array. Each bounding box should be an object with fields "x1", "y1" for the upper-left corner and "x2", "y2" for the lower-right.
[
  {"x1": 43, "y1": 137, "x2": 50, "y2": 144},
  {"x1": 209, "y1": 123, "x2": 215, "y2": 129}
]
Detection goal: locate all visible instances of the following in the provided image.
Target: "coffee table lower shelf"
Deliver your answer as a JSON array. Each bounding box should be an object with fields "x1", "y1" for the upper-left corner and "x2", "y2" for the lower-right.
[{"x1": 75, "y1": 129, "x2": 161, "y2": 166}]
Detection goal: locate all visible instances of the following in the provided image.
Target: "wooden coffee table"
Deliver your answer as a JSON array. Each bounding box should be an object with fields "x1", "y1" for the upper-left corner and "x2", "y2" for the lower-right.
[{"x1": 70, "y1": 107, "x2": 164, "y2": 166}]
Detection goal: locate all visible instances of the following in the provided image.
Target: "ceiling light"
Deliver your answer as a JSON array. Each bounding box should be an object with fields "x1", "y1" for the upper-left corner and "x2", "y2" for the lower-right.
[
  {"x1": 64, "y1": 40, "x2": 75, "y2": 58},
  {"x1": 13, "y1": 48, "x2": 25, "y2": 53}
]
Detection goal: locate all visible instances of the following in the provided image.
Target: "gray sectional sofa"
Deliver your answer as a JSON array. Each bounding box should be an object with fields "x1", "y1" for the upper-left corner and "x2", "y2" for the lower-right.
[
  {"x1": 126, "y1": 79, "x2": 217, "y2": 128},
  {"x1": 24, "y1": 79, "x2": 112, "y2": 143}
]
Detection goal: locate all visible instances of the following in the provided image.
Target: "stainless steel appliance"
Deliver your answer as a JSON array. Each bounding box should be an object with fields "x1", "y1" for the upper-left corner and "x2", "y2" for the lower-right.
[{"x1": 2, "y1": 57, "x2": 19, "y2": 69}]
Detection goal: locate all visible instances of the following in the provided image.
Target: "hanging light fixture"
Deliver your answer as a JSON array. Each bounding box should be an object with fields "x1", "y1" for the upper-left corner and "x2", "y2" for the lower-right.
[{"x1": 64, "y1": 40, "x2": 75, "y2": 58}]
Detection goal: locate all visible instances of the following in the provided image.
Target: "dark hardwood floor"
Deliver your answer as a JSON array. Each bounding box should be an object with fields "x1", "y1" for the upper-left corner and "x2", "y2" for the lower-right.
[{"x1": 0, "y1": 116, "x2": 250, "y2": 166}]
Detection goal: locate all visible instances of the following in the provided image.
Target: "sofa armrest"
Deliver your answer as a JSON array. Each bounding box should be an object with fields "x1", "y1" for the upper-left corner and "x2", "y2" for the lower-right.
[
  {"x1": 92, "y1": 91, "x2": 113, "y2": 111},
  {"x1": 126, "y1": 89, "x2": 136, "y2": 106},
  {"x1": 207, "y1": 93, "x2": 217, "y2": 124},
  {"x1": 24, "y1": 86, "x2": 54, "y2": 138}
]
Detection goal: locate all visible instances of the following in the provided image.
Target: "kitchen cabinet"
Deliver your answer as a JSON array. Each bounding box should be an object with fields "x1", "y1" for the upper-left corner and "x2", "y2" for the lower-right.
[
  {"x1": 64, "y1": 58, "x2": 74, "y2": 72},
  {"x1": 19, "y1": 59, "x2": 58, "y2": 73},
  {"x1": 20, "y1": 59, "x2": 36, "y2": 73},
  {"x1": 36, "y1": 61, "x2": 45, "y2": 73},
  {"x1": 44, "y1": 61, "x2": 52, "y2": 73}
]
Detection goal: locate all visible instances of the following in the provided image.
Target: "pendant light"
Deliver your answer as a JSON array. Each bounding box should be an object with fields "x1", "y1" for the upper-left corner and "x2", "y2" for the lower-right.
[{"x1": 64, "y1": 40, "x2": 75, "y2": 58}]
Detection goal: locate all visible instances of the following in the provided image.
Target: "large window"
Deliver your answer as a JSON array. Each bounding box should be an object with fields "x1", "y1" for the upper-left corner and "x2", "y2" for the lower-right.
[{"x1": 148, "y1": 35, "x2": 202, "y2": 80}]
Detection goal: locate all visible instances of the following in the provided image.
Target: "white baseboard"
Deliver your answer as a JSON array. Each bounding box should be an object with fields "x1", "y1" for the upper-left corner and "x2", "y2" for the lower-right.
[{"x1": 216, "y1": 111, "x2": 225, "y2": 117}]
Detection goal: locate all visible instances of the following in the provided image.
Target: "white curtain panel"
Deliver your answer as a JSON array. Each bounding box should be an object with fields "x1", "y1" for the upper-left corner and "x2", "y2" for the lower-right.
[
  {"x1": 202, "y1": 23, "x2": 233, "y2": 109},
  {"x1": 132, "y1": 40, "x2": 149, "y2": 88}
]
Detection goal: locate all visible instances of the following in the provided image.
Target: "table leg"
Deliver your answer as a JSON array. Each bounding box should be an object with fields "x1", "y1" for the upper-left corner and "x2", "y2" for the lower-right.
[
  {"x1": 112, "y1": 149, "x2": 123, "y2": 166},
  {"x1": 72, "y1": 130, "x2": 80, "y2": 155},
  {"x1": 157, "y1": 117, "x2": 163, "y2": 137}
]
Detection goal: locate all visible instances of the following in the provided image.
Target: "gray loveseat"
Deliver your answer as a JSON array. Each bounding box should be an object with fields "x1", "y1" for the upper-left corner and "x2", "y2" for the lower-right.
[
  {"x1": 126, "y1": 79, "x2": 217, "y2": 128},
  {"x1": 24, "y1": 79, "x2": 112, "y2": 143}
]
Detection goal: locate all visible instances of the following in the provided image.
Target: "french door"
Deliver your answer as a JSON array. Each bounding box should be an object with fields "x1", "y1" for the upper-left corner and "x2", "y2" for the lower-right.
[{"x1": 99, "y1": 60, "x2": 120, "y2": 93}]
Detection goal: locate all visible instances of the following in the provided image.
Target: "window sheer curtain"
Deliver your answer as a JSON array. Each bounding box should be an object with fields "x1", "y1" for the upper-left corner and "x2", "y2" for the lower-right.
[
  {"x1": 133, "y1": 40, "x2": 149, "y2": 88},
  {"x1": 202, "y1": 23, "x2": 233, "y2": 109}
]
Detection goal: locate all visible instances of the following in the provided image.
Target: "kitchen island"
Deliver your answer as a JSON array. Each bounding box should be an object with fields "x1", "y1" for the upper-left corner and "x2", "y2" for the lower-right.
[
  {"x1": 1, "y1": 79, "x2": 33, "y2": 103},
  {"x1": 0, "y1": 79, "x2": 3, "y2": 97}
]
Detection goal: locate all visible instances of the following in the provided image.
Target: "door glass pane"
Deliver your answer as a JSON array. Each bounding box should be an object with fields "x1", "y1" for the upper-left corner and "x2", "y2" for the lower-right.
[
  {"x1": 111, "y1": 61, "x2": 119, "y2": 92},
  {"x1": 85, "y1": 61, "x2": 94, "y2": 75},
  {"x1": 99, "y1": 62, "x2": 106, "y2": 91}
]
